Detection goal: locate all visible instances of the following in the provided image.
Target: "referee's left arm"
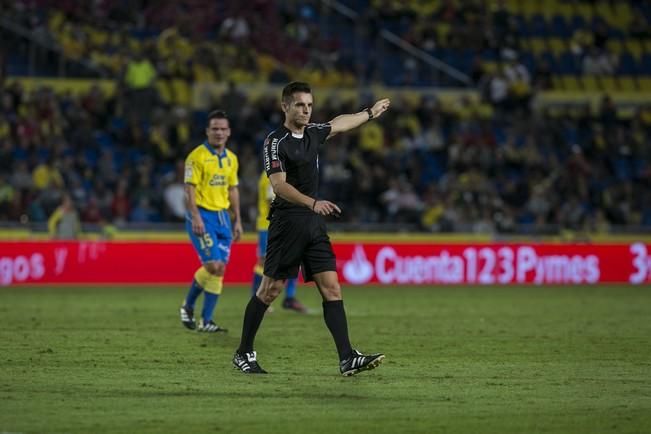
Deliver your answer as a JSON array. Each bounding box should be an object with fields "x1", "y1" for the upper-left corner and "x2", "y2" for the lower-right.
[{"x1": 328, "y1": 98, "x2": 391, "y2": 138}]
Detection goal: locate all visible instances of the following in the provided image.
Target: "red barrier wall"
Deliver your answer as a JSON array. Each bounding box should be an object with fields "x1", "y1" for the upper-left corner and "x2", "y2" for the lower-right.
[{"x1": 1, "y1": 241, "x2": 650, "y2": 286}]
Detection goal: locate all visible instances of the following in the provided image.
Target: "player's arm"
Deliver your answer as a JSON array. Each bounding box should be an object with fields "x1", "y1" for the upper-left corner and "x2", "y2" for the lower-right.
[
  {"x1": 268, "y1": 172, "x2": 341, "y2": 216},
  {"x1": 184, "y1": 183, "x2": 204, "y2": 235},
  {"x1": 228, "y1": 186, "x2": 243, "y2": 241},
  {"x1": 47, "y1": 207, "x2": 63, "y2": 238},
  {"x1": 328, "y1": 98, "x2": 391, "y2": 138}
]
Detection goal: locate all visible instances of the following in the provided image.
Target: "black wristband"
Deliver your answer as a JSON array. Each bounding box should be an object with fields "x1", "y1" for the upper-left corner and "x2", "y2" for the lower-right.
[
  {"x1": 312, "y1": 199, "x2": 317, "y2": 210},
  {"x1": 365, "y1": 107, "x2": 373, "y2": 120}
]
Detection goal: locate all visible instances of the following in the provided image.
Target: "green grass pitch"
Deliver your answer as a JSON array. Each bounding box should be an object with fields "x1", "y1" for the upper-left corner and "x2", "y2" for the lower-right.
[{"x1": 1, "y1": 284, "x2": 650, "y2": 434}]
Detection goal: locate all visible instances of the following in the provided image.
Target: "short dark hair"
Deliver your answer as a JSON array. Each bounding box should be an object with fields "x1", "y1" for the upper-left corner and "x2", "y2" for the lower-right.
[
  {"x1": 282, "y1": 82, "x2": 311, "y2": 104},
  {"x1": 207, "y1": 110, "x2": 229, "y2": 127}
]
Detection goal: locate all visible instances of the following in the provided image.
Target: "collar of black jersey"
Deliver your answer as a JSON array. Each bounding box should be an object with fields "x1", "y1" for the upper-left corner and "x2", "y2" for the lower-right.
[{"x1": 279, "y1": 125, "x2": 306, "y2": 138}]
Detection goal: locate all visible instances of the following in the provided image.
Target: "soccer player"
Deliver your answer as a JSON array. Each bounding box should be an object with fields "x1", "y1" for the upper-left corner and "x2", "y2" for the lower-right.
[
  {"x1": 233, "y1": 82, "x2": 390, "y2": 376},
  {"x1": 179, "y1": 110, "x2": 243, "y2": 332},
  {"x1": 252, "y1": 170, "x2": 308, "y2": 313}
]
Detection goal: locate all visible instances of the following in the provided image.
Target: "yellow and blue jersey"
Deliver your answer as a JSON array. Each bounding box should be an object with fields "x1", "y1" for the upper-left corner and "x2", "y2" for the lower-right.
[
  {"x1": 256, "y1": 171, "x2": 275, "y2": 231},
  {"x1": 184, "y1": 142, "x2": 239, "y2": 264},
  {"x1": 256, "y1": 171, "x2": 276, "y2": 257},
  {"x1": 184, "y1": 142, "x2": 239, "y2": 211}
]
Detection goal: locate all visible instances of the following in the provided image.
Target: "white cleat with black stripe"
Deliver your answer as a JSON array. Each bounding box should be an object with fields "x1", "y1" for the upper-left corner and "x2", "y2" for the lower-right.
[
  {"x1": 232, "y1": 351, "x2": 267, "y2": 374},
  {"x1": 340, "y1": 349, "x2": 385, "y2": 376},
  {"x1": 197, "y1": 319, "x2": 228, "y2": 333}
]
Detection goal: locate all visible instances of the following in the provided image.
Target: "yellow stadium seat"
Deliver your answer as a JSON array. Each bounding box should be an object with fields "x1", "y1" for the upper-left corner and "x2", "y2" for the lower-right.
[
  {"x1": 613, "y1": 3, "x2": 633, "y2": 29},
  {"x1": 541, "y1": 0, "x2": 557, "y2": 18},
  {"x1": 552, "y1": 75, "x2": 564, "y2": 89},
  {"x1": 556, "y1": 2, "x2": 574, "y2": 19},
  {"x1": 504, "y1": 0, "x2": 520, "y2": 14},
  {"x1": 436, "y1": 23, "x2": 451, "y2": 47},
  {"x1": 600, "y1": 76, "x2": 618, "y2": 92},
  {"x1": 625, "y1": 40, "x2": 644, "y2": 60},
  {"x1": 562, "y1": 75, "x2": 580, "y2": 91},
  {"x1": 618, "y1": 76, "x2": 638, "y2": 92},
  {"x1": 605, "y1": 40, "x2": 623, "y2": 55},
  {"x1": 575, "y1": 3, "x2": 594, "y2": 21},
  {"x1": 548, "y1": 38, "x2": 567, "y2": 56},
  {"x1": 520, "y1": 1, "x2": 538, "y2": 18},
  {"x1": 638, "y1": 77, "x2": 651, "y2": 92},
  {"x1": 582, "y1": 75, "x2": 600, "y2": 92},
  {"x1": 528, "y1": 38, "x2": 548, "y2": 55},
  {"x1": 644, "y1": 39, "x2": 651, "y2": 54},
  {"x1": 482, "y1": 61, "x2": 499, "y2": 74},
  {"x1": 595, "y1": 1, "x2": 615, "y2": 26}
]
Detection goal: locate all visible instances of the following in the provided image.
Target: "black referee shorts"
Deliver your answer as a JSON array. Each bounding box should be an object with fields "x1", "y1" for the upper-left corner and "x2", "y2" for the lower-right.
[{"x1": 263, "y1": 209, "x2": 336, "y2": 282}]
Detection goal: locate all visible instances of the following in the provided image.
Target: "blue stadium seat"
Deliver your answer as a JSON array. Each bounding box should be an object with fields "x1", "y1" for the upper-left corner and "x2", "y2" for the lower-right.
[
  {"x1": 558, "y1": 52, "x2": 580, "y2": 74},
  {"x1": 640, "y1": 54, "x2": 651, "y2": 73},
  {"x1": 568, "y1": 15, "x2": 587, "y2": 32},
  {"x1": 94, "y1": 131, "x2": 114, "y2": 149},
  {"x1": 550, "y1": 15, "x2": 570, "y2": 37},
  {"x1": 529, "y1": 14, "x2": 548, "y2": 37},
  {"x1": 84, "y1": 148, "x2": 99, "y2": 167},
  {"x1": 618, "y1": 53, "x2": 639, "y2": 75}
]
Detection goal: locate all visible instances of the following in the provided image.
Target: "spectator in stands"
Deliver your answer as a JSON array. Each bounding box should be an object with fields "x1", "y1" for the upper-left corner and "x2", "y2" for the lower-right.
[
  {"x1": 47, "y1": 194, "x2": 81, "y2": 239},
  {"x1": 32, "y1": 157, "x2": 64, "y2": 190},
  {"x1": 502, "y1": 50, "x2": 532, "y2": 110},
  {"x1": 163, "y1": 161, "x2": 186, "y2": 221},
  {"x1": 582, "y1": 47, "x2": 616, "y2": 75},
  {"x1": 123, "y1": 49, "x2": 157, "y2": 119},
  {"x1": 0, "y1": 174, "x2": 14, "y2": 220}
]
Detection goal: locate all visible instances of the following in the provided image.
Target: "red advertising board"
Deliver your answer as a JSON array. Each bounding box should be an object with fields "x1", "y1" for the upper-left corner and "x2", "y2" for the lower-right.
[{"x1": 1, "y1": 241, "x2": 650, "y2": 286}]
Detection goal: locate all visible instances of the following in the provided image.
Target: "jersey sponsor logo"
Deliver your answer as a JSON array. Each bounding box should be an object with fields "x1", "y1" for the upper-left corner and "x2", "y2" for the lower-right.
[
  {"x1": 184, "y1": 163, "x2": 193, "y2": 182},
  {"x1": 209, "y1": 174, "x2": 227, "y2": 186},
  {"x1": 263, "y1": 138, "x2": 275, "y2": 171}
]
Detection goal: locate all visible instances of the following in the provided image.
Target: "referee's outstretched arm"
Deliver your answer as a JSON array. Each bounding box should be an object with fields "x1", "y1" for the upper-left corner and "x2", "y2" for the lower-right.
[{"x1": 327, "y1": 98, "x2": 391, "y2": 138}]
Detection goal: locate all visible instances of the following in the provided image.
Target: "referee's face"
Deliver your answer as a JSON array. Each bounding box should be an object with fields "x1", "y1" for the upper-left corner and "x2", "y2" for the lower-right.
[
  {"x1": 283, "y1": 92, "x2": 313, "y2": 128},
  {"x1": 205, "y1": 118, "x2": 231, "y2": 148}
]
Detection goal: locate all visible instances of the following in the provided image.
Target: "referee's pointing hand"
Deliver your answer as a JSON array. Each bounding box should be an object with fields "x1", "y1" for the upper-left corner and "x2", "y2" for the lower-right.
[
  {"x1": 370, "y1": 98, "x2": 391, "y2": 119},
  {"x1": 313, "y1": 200, "x2": 341, "y2": 217}
]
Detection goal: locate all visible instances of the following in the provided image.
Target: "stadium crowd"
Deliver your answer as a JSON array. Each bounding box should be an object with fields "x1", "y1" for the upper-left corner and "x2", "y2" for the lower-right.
[
  {"x1": 1, "y1": 76, "x2": 650, "y2": 234},
  {"x1": 1, "y1": 0, "x2": 651, "y2": 234}
]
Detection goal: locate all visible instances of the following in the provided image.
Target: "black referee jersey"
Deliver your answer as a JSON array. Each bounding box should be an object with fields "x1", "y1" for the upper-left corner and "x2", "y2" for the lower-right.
[{"x1": 262, "y1": 122, "x2": 331, "y2": 212}]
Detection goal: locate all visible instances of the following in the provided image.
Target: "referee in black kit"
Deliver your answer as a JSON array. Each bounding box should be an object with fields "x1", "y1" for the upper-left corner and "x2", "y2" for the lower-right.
[{"x1": 233, "y1": 82, "x2": 390, "y2": 376}]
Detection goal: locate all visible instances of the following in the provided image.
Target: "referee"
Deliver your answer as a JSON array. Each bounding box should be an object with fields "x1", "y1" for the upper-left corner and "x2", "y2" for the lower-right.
[{"x1": 233, "y1": 82, "x2": 390, "y2": 376}]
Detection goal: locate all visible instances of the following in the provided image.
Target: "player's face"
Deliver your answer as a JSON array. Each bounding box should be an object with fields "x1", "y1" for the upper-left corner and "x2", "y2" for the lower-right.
[
  {"x1": 283, "y1": 92, "x2": 313, "y2": 127},
  {"x1": 205, "y1": 118, "x2": 231, "y2": 147}
]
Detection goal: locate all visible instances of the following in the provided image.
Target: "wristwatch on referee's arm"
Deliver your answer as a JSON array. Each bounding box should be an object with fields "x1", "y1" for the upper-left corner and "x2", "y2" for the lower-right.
[{"x1": 365, "y1": 107, "x2": 373, "y2": 120}]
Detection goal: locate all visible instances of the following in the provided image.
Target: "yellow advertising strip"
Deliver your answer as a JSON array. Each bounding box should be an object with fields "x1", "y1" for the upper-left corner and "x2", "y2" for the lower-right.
[{"x1": 7, "y1": 77, "x2": 116, "y2": 96}]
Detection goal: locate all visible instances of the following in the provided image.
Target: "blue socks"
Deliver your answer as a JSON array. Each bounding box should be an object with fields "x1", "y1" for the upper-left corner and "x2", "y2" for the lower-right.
[
  {"x1": 202, "y1": 292, "x2": 219, "y2": 322},
  {"x1": 285, "y1": 278, "x2": 297, "y2": 299},
  {"x1": 251, "y1": 272, "x2": 263, "y2": 296},
  {"x1": 185, "y1": 280, "x2": 203, "y2": 309},
  {"x1": 251, "y1": 275, "x2": 298, "y2": 300}
]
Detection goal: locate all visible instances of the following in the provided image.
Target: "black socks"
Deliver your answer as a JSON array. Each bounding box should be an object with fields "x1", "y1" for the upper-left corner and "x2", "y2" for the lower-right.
[
  {"x1": 237, "y1": 296, "x2": 269, "y2": 354},
  {"x1": 323, "y1": 300, "x2": 353, "y2": 361}
]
